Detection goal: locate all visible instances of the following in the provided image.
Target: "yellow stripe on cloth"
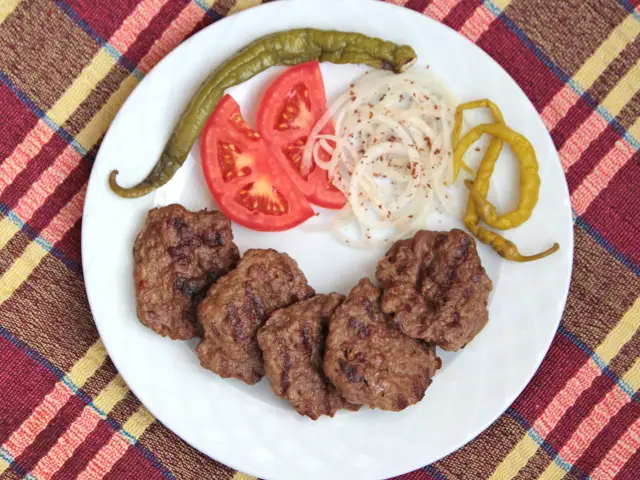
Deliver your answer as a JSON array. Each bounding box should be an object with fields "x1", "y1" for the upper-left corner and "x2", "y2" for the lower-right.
[
  {"x1": 600, "y1": 59, "x2": 640, "y2": 118},
  {"x1": 93, "y1": 375, "x2": 129, "y2": 414},
  {"x1": 0, "y1": 242, "x2": 48, "y2": 305},
  {"x1": 491, "y1": 0, "x2": 512, "y2": 10},
  {"x1": 0, "y1": 216, "x2": 21, "y2": 251},
  {"x1": 0, "y1": 455, "x2": 9, "y2": 473},
  {"x1": 75, "y1": 75, "x2": 140, "y2": 151},
  {"x1": 595, "y1": 296, "x2": 640, "y2": 364},
  {"x1": 620, "y1": 356, "x2": 640, "y2": 392},
  {"x1": 123, "y1": 406, "x2": 156, "y2": 440},
  {"x1": 229, "y1": 0, "x2": 262, "y2": 14},
  {"x1": 574, "y1": 14, "x2": 640, "y2": 90},
  {"x1": 489, "y1": 297, "x2": 640, "y2": 480},
  {"x1": 66, "y1": 341, "x2": 109, "y2": 387},
  {"x1": 48, "y1": 50, "x2": 118, "y2": 127},
  {"x1": 538, "y1": 463, "x2": 566, "y2": 480},
  {"x1": 233, "y1": 473, "x2": 259, "y2": 480},
  {"x1": 0, "y1": 0, "x2": 21, "y2": 24}
]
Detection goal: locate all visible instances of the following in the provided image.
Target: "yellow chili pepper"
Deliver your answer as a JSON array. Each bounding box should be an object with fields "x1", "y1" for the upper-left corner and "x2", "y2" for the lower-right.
[
  {"x1": 458, "y1": 123, "x2": 540, "y2": 229},
  {"x1": 466, "y1": 221, "x2": 560, "y2": 262},
  {"x1": 451, "y1": 99, "x2": 505, "y2": 182},
  {"x1": 454, "y1": 99, "x2": 559, "y2": 262},
  {"x1": 453, "y1": 100, "x2": 505, "y2": 228}
]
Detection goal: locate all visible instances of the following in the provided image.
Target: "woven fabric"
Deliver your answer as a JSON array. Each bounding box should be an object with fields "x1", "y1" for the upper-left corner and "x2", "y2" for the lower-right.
[{"x1": 0, "y1": 0, "x2": 638, "y2": 478}]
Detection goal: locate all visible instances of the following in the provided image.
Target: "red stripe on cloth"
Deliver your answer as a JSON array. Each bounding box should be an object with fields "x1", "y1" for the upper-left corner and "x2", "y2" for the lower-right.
[
  {"x1": 459, "y1": 4, "x2": 496, "y2": 43},
  {"x1": 575, "y1": 398, "x2": 640, "y2": 476},
  {"x1": 543, "y1": 372, "x2": 617, "y2": 457},
  {"x1": 41, "y1": 184, "x2": 86, "y2": 258},
  {"x1": 53, "y1": 217, "x2": 82, "y2": 267},
  {"x1": 582, "y1": 158, "x2": 640, "y2": 264},
  {"x1": 1, "y1": 383, "x2": 74, "y2": 460},
  {"x1": 120, "y1": 0, "x2": 190, "y2": 64},
  {"x1": 6, "y1": 0, "x2": 212, "y2": 259},
  {"x1": 424, "y1": 0, "x2": 460, "y2": 22},
  {"x1": 0, "y1": 0, "x2": 172, "y2": 221},
  {"x1": 593, "y1": 415, "x2": 640, "y2": 480},
  {"x1": 138, "y1": 1, "x2": 208, "y2": 74},
  {"x1": 476, "y1": 19, "x2": 566, "y2": 111},
  {"x1": 541, "y1": 84, "x2": 582, "y2": 133},
  {"x1": 25, "y1": 160, "x2": 91, "y2": 233},
  {"x1": 0, "y1": 120, "x2": 56, "y2": 195},
  {"x1": 12, "y1": 396, "x2": 85, "y2": 476},
  {"x1": 0, "y1": 135, "x2": 68, "y2": 210},
  {"x1": 558, "y1": 110, "x2": 610, "y2": 172},
  {"x1": 102, "y1": 443, "x2": 168, "y2": 480},
  {"x1": 525, "y1": 359, "x2": 604, "y2": 442},
  {"x1": 510, "y1": 334, "x2": 589, "y2": 424},
  {"x1": 550, "y1": 96, "x2": 594, "y2": 153},
  {"x1": 617, "y1": 448, "x2": 640, "y2": 480},
  {"x1": 51, "y1": 420, "x2": 114, "y2": 480},
  {"x1": 571, "y1": 137, "x2": 637, "y2": 216},
  {"x1": 75, "y1": 432, "x2": 132, "y2": 479},
  {"x1": 442, "y1": 0, "x2": 481, "y2": 31},
  {"x1": 0, "y1": 336, "x2": 59, "y2": 445},
  {"x1": 566, "y1": 124, "x2": 621, "y2": 191},
  {"x1": 404, "y1": 0, "x2": 431, "y2": 12},
  {"x1": 109, "y1": 0, "x2": 174, "y2": 57},
  {"x1": 0, "y1": 82, "x2": 40, "y2": 162},
  {"x1": 62, "y1": 0, "x2": 141, "y2": 40},
  {"x1": 29, "y1": 406, "x2": 102, "y2": 480},
  {"x1": 393, "y1": 466, "x2": 436, "y2": 480}
]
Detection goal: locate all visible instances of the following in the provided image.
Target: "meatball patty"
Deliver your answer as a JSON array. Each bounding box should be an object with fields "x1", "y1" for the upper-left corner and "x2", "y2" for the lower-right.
[
  {"x1": 258, "y1": 294, "x2": 359, "y2": 420},
  {"x1": 197, "y1": 249, "x2": 314, "y2": 385},
  {"x1": 133, "y1": 204, "x2": 239, "y2": 340},
  {"x1": 323, "y1": 278, "x2": 440, "y2": 411},
  {"x1": 376, "y1": 229, "x2": 493, "y2": 351}
]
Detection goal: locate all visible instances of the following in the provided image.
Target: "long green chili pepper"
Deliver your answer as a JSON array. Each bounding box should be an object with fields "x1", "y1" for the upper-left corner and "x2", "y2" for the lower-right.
[{"x1": 109, "y1": 29, "x2": 418, "y2": 198}]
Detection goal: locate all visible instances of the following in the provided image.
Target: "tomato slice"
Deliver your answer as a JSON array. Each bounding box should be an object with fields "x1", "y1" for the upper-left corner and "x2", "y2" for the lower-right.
[
  {"x1": 257, "y1": 61, "x2": 346, "y2": 209},
  {"x1": 201, "y1": 95, "x2": 314, "y2": 231}
]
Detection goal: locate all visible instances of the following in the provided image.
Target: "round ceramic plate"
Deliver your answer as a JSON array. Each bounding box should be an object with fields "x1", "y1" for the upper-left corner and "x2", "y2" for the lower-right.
[{"x1": 82, "y1": 1, "x2": 573, "y2": 478}]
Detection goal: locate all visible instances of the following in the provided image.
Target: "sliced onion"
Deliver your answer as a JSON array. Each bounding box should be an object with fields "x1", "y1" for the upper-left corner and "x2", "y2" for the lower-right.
[{"x1": 304, "y1": 68, "x2": 460, "y2": 247}]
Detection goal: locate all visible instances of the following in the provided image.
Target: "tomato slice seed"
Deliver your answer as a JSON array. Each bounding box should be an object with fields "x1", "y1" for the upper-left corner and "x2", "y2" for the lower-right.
[
  {"x1": 235, "y1": 177, "x2": 289, "y2": 215},
  {"x1": 275, "y1": 84, "x2": 313, "y2": 132},
  {"x1": 218, "y1": 141, "x2": 255, "y2": 182}
]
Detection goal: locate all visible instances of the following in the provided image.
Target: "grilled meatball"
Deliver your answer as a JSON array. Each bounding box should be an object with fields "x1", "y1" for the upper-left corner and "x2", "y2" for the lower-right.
[
  {"x1": 376, "y1": 229, "x2": 493, "y2": 351},
  {"x1": 323, "y1": 278, "x2": 440, "y2": 411},
  {"x1": 258, "y1": 294, "x2": 359, "y2": 420},
  {"x1": 133, "y1": 204, "x2": 239, "y2": 340},
  {"x1": 197, "y1": 249, "x2": 314, "y2": 385}
]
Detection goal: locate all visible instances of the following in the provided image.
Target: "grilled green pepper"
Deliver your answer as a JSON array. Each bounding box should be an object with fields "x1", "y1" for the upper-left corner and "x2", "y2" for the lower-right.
[{"x1": 109, "y1": 29, "x2": 418, "y2": 198}]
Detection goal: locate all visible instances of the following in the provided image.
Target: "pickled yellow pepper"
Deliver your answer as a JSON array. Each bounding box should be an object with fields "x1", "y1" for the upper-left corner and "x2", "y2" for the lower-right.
[{"x1": 452, "y1": 99, "x2": 559, "y2": 262}]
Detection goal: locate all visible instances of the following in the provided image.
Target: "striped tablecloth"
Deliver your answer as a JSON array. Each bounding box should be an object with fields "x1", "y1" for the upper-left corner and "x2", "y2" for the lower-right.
[{"x1": 0, "y1": 0, "x2": 638, "y2": 478}]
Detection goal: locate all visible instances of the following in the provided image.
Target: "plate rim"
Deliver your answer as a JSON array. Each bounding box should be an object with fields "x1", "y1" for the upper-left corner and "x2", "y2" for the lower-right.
[{"x1": 82, "y1": 1, "x2": 574, "y2": 478}]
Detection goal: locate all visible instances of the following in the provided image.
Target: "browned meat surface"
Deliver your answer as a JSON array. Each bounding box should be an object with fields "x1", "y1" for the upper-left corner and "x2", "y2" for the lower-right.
[
  {"x1": 196, "y1": 249, "x2": 314, "y2": 385},
  {"x1": 257, "y1": 294, "x2": 359, "y2": 420},
  {"x1": 323, "y1": 278, "x2": 440, "y2": 411},
  {"x1": 133, "y1": 204, "x2": 239, "y2": 340},
  {"x1": 376, "y1": 229, "x2": 493, "y2": 351}
]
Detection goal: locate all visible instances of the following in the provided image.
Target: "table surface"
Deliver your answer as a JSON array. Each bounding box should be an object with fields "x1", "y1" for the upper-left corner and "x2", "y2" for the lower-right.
[{"x1": 0, "y1": 0, "x2": 639, "y2": 479}]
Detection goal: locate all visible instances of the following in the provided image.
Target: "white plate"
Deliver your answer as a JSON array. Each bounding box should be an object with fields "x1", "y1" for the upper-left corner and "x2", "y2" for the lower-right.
[{"x1": 82, "y1": 1, "x2": 573, "y2": 479}]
